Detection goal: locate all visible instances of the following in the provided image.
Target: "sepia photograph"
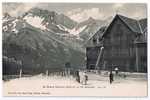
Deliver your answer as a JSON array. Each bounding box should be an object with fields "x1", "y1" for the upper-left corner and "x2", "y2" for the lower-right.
[{"x1": 2, "y1": 2, "x2": 148, "y2": 97}]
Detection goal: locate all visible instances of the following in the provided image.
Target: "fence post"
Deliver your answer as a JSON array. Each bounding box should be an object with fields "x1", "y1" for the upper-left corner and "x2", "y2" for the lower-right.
[
  {"x1": 46, "y1": 70, "x2": 49, "y2": 76},
  {"x1": 19, "y1": 68, "x2": 22, "y2": 78}
]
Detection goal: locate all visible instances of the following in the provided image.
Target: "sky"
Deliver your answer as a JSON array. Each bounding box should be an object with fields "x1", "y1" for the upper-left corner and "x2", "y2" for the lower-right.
[{"x1": 2, "y1": 3, "x2": 147, "y2": 22}]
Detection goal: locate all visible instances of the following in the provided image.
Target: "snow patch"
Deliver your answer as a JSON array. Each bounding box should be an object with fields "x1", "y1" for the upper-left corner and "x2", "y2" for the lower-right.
[
  {"x1": 69, "y1": 25, "x2": 87, "y2": 36},
  {"x1": 11, "y1": 28, "x2": 18, "y2": 34},
  {"x1": 12, "y1": 19, "x2": 18, "y2": 28},
  {"x1": 11, "y1": 19, "x2": 19, "y2": 34},
  {"x1": 3, "y1": 26, "x2": 8, "y2": 31},
  {"x1": 56, "y1": 24, "x2": 87, "y2": 37},
  {"x1": 3, "y1": 17, "x2": 11, "y2": 23},
  {"x1": 3, "y1": 19, "x2": 9, "y2": 23},
  {"x1": 24, "y1": 15, "x2": 46, "y2": 30},
  {"x1": 56, "y1": 24, "x2": 66, "y2": 31}
]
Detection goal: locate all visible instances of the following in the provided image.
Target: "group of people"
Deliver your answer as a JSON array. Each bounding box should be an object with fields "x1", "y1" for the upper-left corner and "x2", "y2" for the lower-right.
[
  {"x1": 75, "y1": 67, "x2": 119, "y2": 85},
  {"x1": 109, "y1": 67, "x2": 119, "y2": 84}
]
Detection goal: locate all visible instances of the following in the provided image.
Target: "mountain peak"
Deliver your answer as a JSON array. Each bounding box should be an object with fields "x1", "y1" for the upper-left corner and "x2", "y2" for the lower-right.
[
  {"x1": 3, "y1": 12, "x2": 11, "y2": 19},
  {"x1": 29, "y1": 7, "x2": 42, "y2": 12},
  {"x1": 29, "y1": 7, "x2": 51, "y2": 13},
  {"x1": 88, "y1": 17, "x2": 95, "y2": 21},
  {"x1": 86, "y1": 17, "x2": 97, "y2": 24},
  {"x1": 25, "y1": 7, "x2": 57, "y2": 18}
]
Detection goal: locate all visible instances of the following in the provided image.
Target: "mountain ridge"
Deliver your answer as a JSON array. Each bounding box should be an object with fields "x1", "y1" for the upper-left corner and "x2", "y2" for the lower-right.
[{"x1": 2, "y1": 7, "x2": 110, "y2": 74}]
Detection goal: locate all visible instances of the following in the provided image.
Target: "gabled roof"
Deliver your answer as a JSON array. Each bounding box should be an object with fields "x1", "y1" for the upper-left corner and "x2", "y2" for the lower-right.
[
  {"x1": 84, "y1": 26, "x2": 107, "y2": 46},
  {"x1": 118, "y1": 14, "x2": 142, "y2": 33},
  {"x1": 135, "y1": 27, "x2": 147, "y2": 44},
  {"x1": 139, "y1": 18, "x2": 147, "y2": 32},
  {"x1": 102, "y1": 14, "x2": 147, "y2": 37},
  {"x1": 85, "y1": 14, "x2": 147, "y2": 46},
  {"x1": 90, "y1": 26, "x2": 107, "y2": 39}
]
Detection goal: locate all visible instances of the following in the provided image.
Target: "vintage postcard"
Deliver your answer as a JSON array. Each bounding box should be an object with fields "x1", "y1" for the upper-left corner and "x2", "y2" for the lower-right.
[{"x1": 2, "y1": 2, "x2": 147, "y2": 96}]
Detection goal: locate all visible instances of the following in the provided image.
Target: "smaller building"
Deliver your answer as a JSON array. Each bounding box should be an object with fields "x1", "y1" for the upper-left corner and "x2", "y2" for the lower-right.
[{"x1": 85, "y1": 26, "x2": 106, "y2": 70}]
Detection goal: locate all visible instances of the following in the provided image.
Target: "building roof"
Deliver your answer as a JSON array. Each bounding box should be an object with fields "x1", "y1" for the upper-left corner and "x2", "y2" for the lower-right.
[
  {"x1": 85, "y1": 14, "x2": 147, "y2": 46},
  {"x1": 139, "y1": 18, "x2": 147, "y2": 31},
  {"x1": 135, "y1": 19, "x2": 147, "y2": 43},
  {"x1": 83, "y1": 26, "x2": 107, "y2": 46},
  {"x1": 119, "y1": 15, "x2": 147, "y2": 43},
  {"x1": 89, "y1": 26, "x2": 107, "y2": 40},
  {"x1": 102, "y1": 14, "x2": 147, "y2": 43},
  {"x1": 117, "y1": 14, "x2": 143, "y2": 34},
  {"x1": 134, "y1": 27, "x2": 147, "y2": 44}
]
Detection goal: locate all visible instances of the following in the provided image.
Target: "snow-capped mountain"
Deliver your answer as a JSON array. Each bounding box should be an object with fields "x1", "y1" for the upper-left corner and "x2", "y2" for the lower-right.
[
  {"x1": 21, "y1": 7, "x2": 87, "y2": 44},
  {"x1": 3, "y1": 13, "x2": 33, "y2": 40},
  {"x1": 3, "y1": 8, "x2": 110, "y2": 41},
  {"x1": 3, "y1": 8, "x2": 84, "y2": 49},
  {"x1": 22, "y1": 8, "x2": 78, "y2": 34},
  {"x1": 3, "y1": 13, "x2": 13, "y2": 22},
  {"x1": 2, "y1": 7, "x2": 110, "y2": 74},
  {"x1": 2, "y1": 7, "x2": 111, "y2": 52},
  {"x1": 2, "y1": 10, "x2": 85, "y2": 74}
]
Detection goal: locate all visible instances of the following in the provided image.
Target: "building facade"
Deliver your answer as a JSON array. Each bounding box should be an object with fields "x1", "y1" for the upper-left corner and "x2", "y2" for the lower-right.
[{"x1": 86, "y1": 14, "x2": 147, "y2": 72}]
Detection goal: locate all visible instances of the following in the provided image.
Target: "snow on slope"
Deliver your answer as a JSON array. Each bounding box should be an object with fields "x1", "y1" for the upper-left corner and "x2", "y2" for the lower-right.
[
  {"x1": 11, "y1": 19, "x2": 19, "y2": 34},
  {"x1": 24, "y1": 14, "x2": 46, "y2": 30},
  {"x1": 56, "y1": 24, "x2": 87, "y2": 36},
  {"x1": 3, "y1": 13, "x2": 12, "y2": 23},
  {"x1": 56, "y1": 24, "x2": 66, "y2": 31},
  {"x1": 3, "y1": 18, "x2": 20, "y2": 34},
  {"x1": 23, "y1": 14, "x2": 85, "y2": 36},
  {"x1": 69, "y1": 25, "x2": 87, "y2": 35}
]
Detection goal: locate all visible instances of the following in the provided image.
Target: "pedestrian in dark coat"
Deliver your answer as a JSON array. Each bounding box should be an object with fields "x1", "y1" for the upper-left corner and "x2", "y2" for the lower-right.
[
  {"x1": 76, "y1": 70, "x2": 80, "y2": 83},
  {"x1": 109, "y1": 71, "x2": 114, "y2": 84}
]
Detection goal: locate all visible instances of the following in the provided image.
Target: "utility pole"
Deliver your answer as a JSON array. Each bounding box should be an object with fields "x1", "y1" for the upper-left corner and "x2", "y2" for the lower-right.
[
  {"x1": 46, "y1": 70, "x2": 49, "y2": 76},
  {"x1": 95, "y1": 46, "x2": 104, "y2": 74},
  {"x1": 19, "y1": 61, "x2": 22, "y2": 78},
  {"x1": 19, "y1": 68, "x2": 22, "y2": 78},
  {"x1": 135, "y1": 45, "x2": 139, "y2": 72}
]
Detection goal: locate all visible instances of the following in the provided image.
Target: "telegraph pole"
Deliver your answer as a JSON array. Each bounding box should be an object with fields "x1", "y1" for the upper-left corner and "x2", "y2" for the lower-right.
[{"x1": 95, "y1": 46, "x2": 104, "y2": 74}]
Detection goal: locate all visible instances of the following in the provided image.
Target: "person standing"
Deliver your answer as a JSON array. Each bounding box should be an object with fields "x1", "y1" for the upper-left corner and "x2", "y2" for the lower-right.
[
  {"x1": 76, "y1": 70, "x2": 80, "y2": 83},
  {"x1": 114, "y1": 67, "x2": 119, "y2": 75},
  {"x1": 85, "y1": 73, "x2": 88, "y2": 85},
  {"x1": 109, "y1": 71, "x2": 114, "y2": 84},
  {"x1": 82, "y1": 71, "x2": 88, "y2": 85}
]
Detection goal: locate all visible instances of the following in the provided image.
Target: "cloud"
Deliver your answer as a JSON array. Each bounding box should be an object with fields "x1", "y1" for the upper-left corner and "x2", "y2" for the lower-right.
[
  {"x1": 66, "y1": 8, "x2": 104, "y2": 22},
  {"x1": 3, "y1": 3, "x2": 38, "y2": 17},
  {"x1": 113, "y1": 3, "x2": 124, "y2": 9},
  {"x1": 3, "y1": 3, "x2": 147, "y2": 21},
  {"x1": 112, "y1": 4, "x2": 147, "y2": 19}
]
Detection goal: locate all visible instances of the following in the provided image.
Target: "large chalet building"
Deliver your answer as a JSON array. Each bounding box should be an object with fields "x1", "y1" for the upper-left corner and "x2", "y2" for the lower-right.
[{"x1": 86, "y1": 14, "x2": 147, "y2": 72}]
